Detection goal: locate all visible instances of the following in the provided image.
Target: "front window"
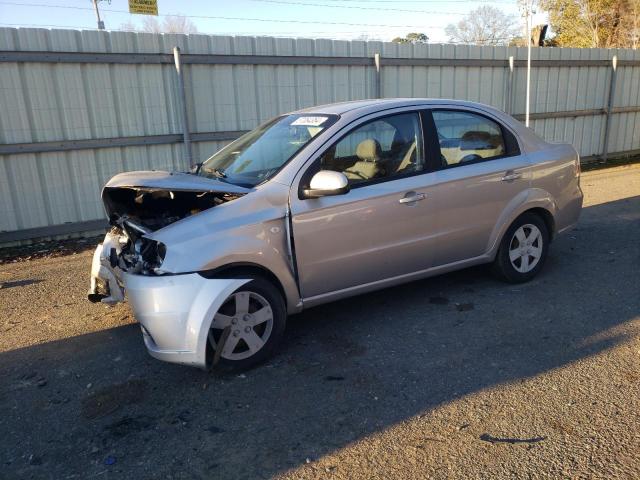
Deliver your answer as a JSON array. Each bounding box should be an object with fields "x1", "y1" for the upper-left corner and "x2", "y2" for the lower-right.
[
  {"x1": 199, "y1": 114, "x2": 338, "y2": 187},
  {"x1": 319, "y1": 112, "x2": 425, "y2": 186}
]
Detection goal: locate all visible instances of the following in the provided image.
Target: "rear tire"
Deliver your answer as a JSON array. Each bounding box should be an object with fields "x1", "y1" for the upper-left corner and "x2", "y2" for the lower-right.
[
  {"x1": 207, "y1": 277, "x2": 286, "y2": 370},
  {"x1": 492, "y1": 213, "x2": 550, "y2": 283}
]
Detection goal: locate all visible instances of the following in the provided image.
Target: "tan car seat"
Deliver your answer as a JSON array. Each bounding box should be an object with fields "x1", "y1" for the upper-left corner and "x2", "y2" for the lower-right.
[
  {"x1": 394, "y1": 141, "x2": 417, "y2": 174},
  {"x1": 344, "y1": 139, "x2": 383, "y2": 181}
]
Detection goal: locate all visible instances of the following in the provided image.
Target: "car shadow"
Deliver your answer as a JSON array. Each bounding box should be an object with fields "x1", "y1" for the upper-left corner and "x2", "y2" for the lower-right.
[
  {"x1": 0, "y1": 278, "x2": 43, "y2": 289},
  {"x1": 0, "y1": 195, "x2": 638, "y2": 479}
]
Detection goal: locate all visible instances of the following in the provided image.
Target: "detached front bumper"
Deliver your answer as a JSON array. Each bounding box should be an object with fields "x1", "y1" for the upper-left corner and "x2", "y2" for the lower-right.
[
  {"x1": 88, "y1": 234, "x2": 125, "y2": 305},
  {"x1": 89, "y1": 237, "x2": 250, "y2": 368},
  {"x1": 123, "y1": 272, "x2": 249, "y2": 368}
]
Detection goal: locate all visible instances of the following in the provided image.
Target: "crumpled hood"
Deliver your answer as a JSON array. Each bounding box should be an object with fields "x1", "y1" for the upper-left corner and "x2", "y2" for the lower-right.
[
  {"x1": 104, "y1": 170, "x2": 251, "y2": 194},
  {"x1": 101, "y1": 170, "x2": 251, "y2": 233}
]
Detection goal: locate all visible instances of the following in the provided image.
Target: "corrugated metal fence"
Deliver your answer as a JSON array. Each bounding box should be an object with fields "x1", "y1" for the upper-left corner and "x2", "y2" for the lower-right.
[{"x1": 1, "y1": 27, "x2": 639, "y2": 243}]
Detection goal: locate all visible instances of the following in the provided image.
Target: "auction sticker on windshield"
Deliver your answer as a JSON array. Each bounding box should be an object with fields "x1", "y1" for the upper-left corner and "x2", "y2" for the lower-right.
[{"x1": 291, "y1": 116, "x2": 329, "y2": 126}]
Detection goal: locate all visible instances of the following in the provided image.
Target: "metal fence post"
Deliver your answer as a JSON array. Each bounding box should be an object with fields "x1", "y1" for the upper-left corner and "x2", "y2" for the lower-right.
[
  {"x1": 506, "y1": 55, "x2": 515, "y2": 114},
  {"x1": 374, "y1": 53, "x2": 382, "y2": 99},
  {"x1": 173, "y1": 46, "x2": 193, "y2": 167},
  {"x1": 601, "y1": 55, "x2": 618, "y2": 163}
]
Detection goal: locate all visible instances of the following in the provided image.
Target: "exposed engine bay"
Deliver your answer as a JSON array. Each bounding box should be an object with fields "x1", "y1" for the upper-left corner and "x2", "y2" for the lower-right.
[
  {"x1": 88, "y1": 170, "x2": 250, "y2": 303},
  {"x1": 102, "y1": 186, "x2": 243, "y2": 275},
  {"x1": 103, "y1": 187, "x2": 243, "y2": 232}
]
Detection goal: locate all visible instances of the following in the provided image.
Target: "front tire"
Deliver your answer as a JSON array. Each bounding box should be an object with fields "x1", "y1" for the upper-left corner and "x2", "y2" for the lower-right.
[
  {"x1": 206, "y1": 277, "x2": 286, "y2": 370},
  {"x1": 492, "y1": 213, "x2": 550, "y2": 283}
]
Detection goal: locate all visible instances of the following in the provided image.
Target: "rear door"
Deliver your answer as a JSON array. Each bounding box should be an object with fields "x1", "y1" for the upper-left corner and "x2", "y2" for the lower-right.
[
  {"x1": 289, "y1": 110, "x2": 439, "y2": 299},
  {"x1": 425, "y1": 108, "x2": 531, "y2": 266}
]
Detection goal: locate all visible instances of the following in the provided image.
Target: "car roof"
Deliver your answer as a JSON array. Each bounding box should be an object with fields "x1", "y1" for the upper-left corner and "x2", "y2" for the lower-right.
[
  {"x1": 293, "y1": 98, "x2": 497, "y2": 116},
  {"x1": 288, "y1": 97, "x2": 550, "y2": 161}
]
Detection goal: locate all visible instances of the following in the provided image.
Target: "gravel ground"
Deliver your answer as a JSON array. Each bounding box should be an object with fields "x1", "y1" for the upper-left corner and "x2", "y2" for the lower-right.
[{"x1": 1, "y1": 164, "x2": 639, "y2": 479}]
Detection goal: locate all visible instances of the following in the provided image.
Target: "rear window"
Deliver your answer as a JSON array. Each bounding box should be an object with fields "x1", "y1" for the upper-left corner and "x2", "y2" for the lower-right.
[{"x1": 432, "y1": 110, "x2": 519, "y2": 168}]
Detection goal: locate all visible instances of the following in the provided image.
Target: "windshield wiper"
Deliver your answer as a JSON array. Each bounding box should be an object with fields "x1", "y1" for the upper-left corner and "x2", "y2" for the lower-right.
[
  {"x1": 191, "y1": 162, "x2": 203, "y2": 174},
  {"x1": 210, "y1": 168, "x2": 227, "y2": 179}
]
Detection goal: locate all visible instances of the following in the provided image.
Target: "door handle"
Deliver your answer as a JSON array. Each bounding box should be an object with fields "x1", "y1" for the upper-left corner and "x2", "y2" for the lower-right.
[
  {"x1": 501, "y1": 171, "x2": 522, "y2": 182},
  {"x1": 399, "y1": 192, "x2": 426, "y2": 204}
]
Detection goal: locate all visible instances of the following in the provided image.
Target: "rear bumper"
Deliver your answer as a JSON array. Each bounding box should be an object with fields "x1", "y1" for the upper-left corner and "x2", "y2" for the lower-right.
[
  {"x1": 122, "y1": 272, "x2": 250, "y2": 368},
  {"x1": 557, "y1": 185, "x2": 584, "y2": 235}
]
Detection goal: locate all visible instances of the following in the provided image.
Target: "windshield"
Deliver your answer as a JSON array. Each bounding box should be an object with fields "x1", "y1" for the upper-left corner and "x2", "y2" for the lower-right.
[{"x1": 198, "y1": 113, "x2": 338, "y2": 187}]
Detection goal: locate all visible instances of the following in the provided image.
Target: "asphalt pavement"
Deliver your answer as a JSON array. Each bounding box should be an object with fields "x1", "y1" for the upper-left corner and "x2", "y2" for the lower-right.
[{"x1": 1, "y1": 163, "x2": 639, "y2": 479}]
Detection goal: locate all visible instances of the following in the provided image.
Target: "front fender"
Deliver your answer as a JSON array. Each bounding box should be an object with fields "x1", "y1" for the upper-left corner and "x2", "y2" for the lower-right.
[
  {"x1": 153, "y1": 217, "x2": 302, "y2": 314},
  {"x1": 486, "y1": 188, "x2": 557, "y2": 258},
  {"x1": 143, "y1": 181, "x2": 302, "y2": 313},
  {"x1": 198, "y1": 227, "x2": 302, "y2": 313}
]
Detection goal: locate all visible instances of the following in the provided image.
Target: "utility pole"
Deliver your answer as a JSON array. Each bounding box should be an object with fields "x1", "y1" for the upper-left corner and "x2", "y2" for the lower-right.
[
  {"x1": 92, "y1": 0, "x2": 105, "y2": 30},
  {"x1": 524, "y1": 0, "x2": 533, "y2": 127},
  {"x1": 173, "y1": 47, "x2": 193, "y2": 167}
]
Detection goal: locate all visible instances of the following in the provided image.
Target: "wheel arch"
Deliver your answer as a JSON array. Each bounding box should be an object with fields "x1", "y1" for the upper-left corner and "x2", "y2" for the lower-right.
[
  {"x1": 199, "y1": 262, "x2": 300, "y2": 314},
  {"x1": 488, "y1": 191, "x2": 558, "y2": 259},
  {"x1": 523, "y1": 207, "x2": 556, "y2": 241}
]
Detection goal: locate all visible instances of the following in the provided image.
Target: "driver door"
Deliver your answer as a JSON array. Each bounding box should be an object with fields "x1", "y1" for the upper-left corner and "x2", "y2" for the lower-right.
[{"x1": 289, "y1": 111, "x2": 439, "y2": 300}]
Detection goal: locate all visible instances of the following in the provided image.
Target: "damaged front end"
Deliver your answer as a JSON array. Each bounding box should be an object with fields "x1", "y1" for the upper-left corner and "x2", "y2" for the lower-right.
[
  {"x1": 87, "y1": 229, "x2": 127, "y2": 305},
  {"x1": 87, "y1": 218, "x2": 170, "y2": 304},
  {"x1": 88, "y1": 170, "x2": 248, "y2": 304}
]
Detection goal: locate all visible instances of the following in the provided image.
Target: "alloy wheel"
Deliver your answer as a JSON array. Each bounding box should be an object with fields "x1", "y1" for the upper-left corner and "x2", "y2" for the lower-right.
[
  {"x1": 508, "y1": 223, "x2": 543, "y2": 273},
  {"x1": 208, "y1": 291, "x2": 274, "y2": 361}
]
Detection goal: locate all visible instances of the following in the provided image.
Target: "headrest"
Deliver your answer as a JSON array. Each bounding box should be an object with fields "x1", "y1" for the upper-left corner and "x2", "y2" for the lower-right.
[
  {"x1": 356, "y1": 139, "x2": 382, "y2": 161},
  {"x1": 488, "y1": 135, "x2": 504, "y2": 149},
  {"x1": 460, "y1": 131, "x2": 492, "y2": 151}
]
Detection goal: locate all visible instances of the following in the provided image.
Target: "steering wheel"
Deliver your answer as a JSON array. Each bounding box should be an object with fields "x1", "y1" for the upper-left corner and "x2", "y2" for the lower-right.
[{"x1": 460, "y1": 154, "x2": 482, "y2": 163}]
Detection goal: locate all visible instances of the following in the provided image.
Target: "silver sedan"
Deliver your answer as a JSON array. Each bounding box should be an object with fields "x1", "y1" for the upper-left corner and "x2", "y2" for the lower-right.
[{"x1": 88, "y1": 98, "x2": 583, "y2": 369}]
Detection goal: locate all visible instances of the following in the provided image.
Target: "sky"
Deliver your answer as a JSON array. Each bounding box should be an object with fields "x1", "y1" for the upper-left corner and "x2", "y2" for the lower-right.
[{"x1": 0, "y1": 0, "x2": 546, "y2": 43}]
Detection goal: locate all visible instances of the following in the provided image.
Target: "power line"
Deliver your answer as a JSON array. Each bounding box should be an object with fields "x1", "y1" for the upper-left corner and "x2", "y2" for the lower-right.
[
  {"x1": 0, "y1": 22, "x2": 96, "y2": 29},
  {"x1": 247, "y1": 0, "x2": 465, "y2": 15},
  {"x1": 279, "y1": 0, "x2": 514, "y2": 3},
  {"x1": 0, "y1": 22, "x2": 404, "y2": 37},
  {"x1": 0, "y1": 22, "x2": 515, "y2": 44},
  {"x1": 0, "y1": 22, "x2": 382, "y2": 34},
  {"x1": 0, "y1": 22, "x2": 395, "y2": 36},
  {"x1": 0, "y1": 2, "x2": 447, "y2": 29}
]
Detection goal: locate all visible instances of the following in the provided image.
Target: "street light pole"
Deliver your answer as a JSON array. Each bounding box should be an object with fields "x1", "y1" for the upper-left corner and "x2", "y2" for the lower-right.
[
  {"x1": 525, "y1": 0, "x2": 532, "y2": 127},
  {"x1": 92, "y1": 0, "x2": 105, "y2": 30}
]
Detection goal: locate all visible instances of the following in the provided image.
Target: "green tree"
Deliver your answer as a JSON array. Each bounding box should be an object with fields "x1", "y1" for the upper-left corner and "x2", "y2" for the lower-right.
[
  {"x1": 539, "y1": 0, "x2": 640, "y2": 48},
  {"x1": 391, "y1": 33, "x2": 429, "y2": 44}
]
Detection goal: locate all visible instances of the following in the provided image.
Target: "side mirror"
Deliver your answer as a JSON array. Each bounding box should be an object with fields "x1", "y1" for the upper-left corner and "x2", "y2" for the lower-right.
[{"x1": 302, "y1": 170, "x2": 350, "y2": 199}]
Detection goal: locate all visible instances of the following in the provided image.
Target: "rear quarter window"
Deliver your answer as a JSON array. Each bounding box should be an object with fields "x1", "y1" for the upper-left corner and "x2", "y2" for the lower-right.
[{"x1": 432, "y1": 110, "x2": 520, "y2": 168}]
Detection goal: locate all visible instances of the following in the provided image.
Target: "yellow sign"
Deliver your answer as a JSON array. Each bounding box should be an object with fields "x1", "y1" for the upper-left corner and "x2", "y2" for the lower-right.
[{"x1": 129, "y1": 0, "x2": 158, "y2": 15}]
